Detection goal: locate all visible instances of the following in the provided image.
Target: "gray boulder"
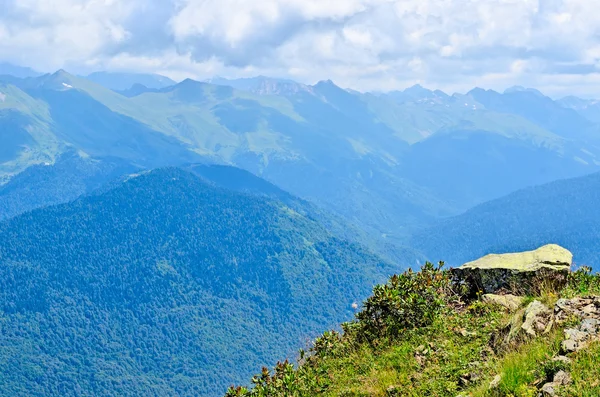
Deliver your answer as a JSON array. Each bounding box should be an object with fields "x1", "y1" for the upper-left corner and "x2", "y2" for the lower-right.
[
  {"x1": 482, "y1": 294, "x2": 523, "y2": 312},
  {"x1": 452, "y1": 244, "x2": 572, "y2": 295},
  {"x1": 522, "y1": 300, "x2": 552, "y2": 337}
]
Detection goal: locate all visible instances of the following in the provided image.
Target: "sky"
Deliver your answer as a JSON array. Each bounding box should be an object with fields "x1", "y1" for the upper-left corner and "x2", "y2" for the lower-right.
[{"x1": 1, "y1": 0, "x2": 600, "y2": 97}]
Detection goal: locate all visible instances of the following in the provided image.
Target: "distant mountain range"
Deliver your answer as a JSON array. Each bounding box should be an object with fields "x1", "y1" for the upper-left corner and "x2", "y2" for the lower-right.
[{"x1": 1, "y1": 66, "x2": 600, "y2": 262}]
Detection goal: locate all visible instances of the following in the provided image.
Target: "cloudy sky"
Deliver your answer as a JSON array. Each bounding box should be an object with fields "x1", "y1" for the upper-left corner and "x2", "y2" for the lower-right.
[{"x1": 1, "y1": 0, "x2": 600, "y2": 97}]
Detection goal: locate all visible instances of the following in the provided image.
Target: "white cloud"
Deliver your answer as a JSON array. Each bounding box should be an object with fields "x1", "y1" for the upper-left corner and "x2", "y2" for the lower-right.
[{"x1": 1, "y1": 0, "x2": 600, "y2": 96}]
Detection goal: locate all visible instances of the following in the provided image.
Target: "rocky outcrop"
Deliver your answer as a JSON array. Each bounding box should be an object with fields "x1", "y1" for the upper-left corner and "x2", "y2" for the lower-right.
[
  {"x1": 452, "y1": 244, "x2": 572, "y2": 295},
  {"x1": 554, "y1": 296, "x2": 600, "y2": 352},
  {"x1": 502, "y1": 300, "x2": 552, "y2": 344},
  {"x1": 522, "y1": 300, "x2": 553, "y2": 337}
]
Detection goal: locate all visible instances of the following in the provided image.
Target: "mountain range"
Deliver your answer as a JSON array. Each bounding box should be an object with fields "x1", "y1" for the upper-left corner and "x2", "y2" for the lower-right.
[
  {"x1": 2, "y1": 68, "x2": 600, "y2": 262},
  {"x1": 2, "y1": 64, "x2": 600, "y2": 395}
]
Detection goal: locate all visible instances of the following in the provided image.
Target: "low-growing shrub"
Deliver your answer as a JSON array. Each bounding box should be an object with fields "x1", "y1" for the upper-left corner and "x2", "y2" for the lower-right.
[
  {"x1": 355, "y1": 261, "x2": 451, "y2": 341},
  {"x1": 563, "y1": 266, "x2": 600, "y2": 297}
]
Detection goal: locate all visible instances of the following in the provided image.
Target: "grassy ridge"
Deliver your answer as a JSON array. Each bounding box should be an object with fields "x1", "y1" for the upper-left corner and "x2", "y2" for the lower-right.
[{"x1": 227, "y1": 265, "x2": 600, "y2": 396}]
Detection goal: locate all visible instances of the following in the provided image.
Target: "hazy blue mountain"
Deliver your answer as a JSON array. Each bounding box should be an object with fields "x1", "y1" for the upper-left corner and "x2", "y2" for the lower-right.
[
  {"x1": 385, "y1": 84, "x2": 449, "y2": 104},
  {"x1": 0, "y1": 62, "x2": 41, "y2": 78},
  {"x1": 0, "y1": 167, "x2": 393, "y2": 396},
  {"x1": 3, "y1": 69, "x2": 600, "y2": 262},
  {"x1": 206, "y1": 76, "x2": 310, "y2": 95},
  {"x1": 0, "y1": 151, "x2": 139, "y2": 221},
  {"x1": 117, "y1": 83, "x2": 162, "y2": 97},
  {"x1": 466, "y1": 87, "x2": 594, "y2": 140},
  {"x1": 412, "y1": 171, "x2": 600, "y2": 269},
  {"x1": 504, "y1": 85, "x2": 545, "y2": 96},
  {"x1": 558, "y1": 95, "x2": 600, "y2": 123},
  {"x1": 398, "y1": 127, "x2": 598, "y2": 207},
  {"x1": 85, "y1": 71, "x2": 176, "y2": 91}
]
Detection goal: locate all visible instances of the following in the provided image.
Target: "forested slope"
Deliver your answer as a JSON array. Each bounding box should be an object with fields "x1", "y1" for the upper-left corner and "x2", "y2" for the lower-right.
[{"x1": 0, "y1": 168, "x2": 393, "y2": 396}]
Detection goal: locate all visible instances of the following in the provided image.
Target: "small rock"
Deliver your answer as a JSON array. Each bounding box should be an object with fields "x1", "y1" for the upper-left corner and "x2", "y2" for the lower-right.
[
  {"x1": 582, "y1": 304, "x2": 597, "y2": 315},
  {"x1": 489, "y1": 374, "x2": 502, "y2": 389},
  {"x1": 555, "y1": 298, "x2": 570, "y2": 312},
  {"x1": 553, "y1": 370, "x2": 572, "y2": 386},
  {"x1": 540, "y1": 382, "x2": 557, "y2": 396},
  {"x1": 580, "y1": 318, "x2": 600, "y2": 334},
  {"x1": 552, "y1": 355, "x2": 572, "y2": 365},
  {"x1": 564, "y1": 328, "x2": 588, "y2": 343},
  {"x1": 562, "y1": 339, "x2": 579, "y2": 353},
  {"x1": 522, "y1": 300, "x2": 551, "y2": 337},
  {"x1": 482, "y1": 294, "x2": 523, "y2": 311}
]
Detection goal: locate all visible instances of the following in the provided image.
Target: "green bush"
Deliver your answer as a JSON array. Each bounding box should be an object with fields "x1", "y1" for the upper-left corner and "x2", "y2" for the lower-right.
[
  {"x1": 563, "y1": 266, "x2": 600, "y2": 297},
  {"x1": 355, "y1": 261, "x2": 451, "y2": 341}
]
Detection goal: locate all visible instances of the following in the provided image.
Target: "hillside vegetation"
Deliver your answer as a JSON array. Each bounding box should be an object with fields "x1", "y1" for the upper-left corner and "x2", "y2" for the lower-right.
[
  {"x1": 0, "y1": 168, "x2": 395, "y2": 396},
  {"x1": 226, "y1": 263, "x2": 600, "y2": 396}
]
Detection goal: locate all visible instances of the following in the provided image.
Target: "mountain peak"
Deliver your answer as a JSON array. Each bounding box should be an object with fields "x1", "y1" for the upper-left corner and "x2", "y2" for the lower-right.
[
  {"x1": 29, "y1": 69, "x2": 78, "y2": 90},
  {"x1": 466, "y1": 87, "x2": 491, "y2": 95},
  {"x1": 314, "y1": 79, "x2": 339, "y2": 88},
  {"x1": 504, "y1": 85, "x2": 545, "y2": 97}
]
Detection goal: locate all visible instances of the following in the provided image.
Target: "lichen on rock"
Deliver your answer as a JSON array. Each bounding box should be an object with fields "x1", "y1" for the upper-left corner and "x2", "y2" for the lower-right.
[{"x1": 452, "y1": 244, "x2": 572, "y2": 295}]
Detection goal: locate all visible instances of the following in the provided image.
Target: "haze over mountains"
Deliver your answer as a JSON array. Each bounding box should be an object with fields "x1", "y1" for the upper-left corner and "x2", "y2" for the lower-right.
[
  {"x1": 2, "y1": 65, "x2": 600, "y2": 395},
  {"x1": 2, "y1": 66, "x2": 600, "y2": 261}
]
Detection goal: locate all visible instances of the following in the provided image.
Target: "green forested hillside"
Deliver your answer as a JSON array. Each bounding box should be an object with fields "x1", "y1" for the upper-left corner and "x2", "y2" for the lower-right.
[
  {"x1": 0, "y1": 167, "x2": 394, "y2": 396},
  {"x1": 412, "y1": 171, "x2": 600, "y2": 269}
]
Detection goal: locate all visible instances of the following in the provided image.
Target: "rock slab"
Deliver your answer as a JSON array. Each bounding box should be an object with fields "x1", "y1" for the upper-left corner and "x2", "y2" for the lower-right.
[{"x1": 452, "y1": 244, "x2": 572, "y2": 295}]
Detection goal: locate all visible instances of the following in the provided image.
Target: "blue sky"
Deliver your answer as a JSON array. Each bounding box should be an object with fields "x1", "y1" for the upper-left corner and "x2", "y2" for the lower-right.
[{"x1": 1, "y1": 0, "x2": 599, "y2": 97}]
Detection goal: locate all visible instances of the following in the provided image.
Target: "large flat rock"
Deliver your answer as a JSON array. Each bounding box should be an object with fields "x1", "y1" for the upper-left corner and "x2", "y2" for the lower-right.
[{"x1": 452, "y1": 244, "x2": 572, "y2": 295}]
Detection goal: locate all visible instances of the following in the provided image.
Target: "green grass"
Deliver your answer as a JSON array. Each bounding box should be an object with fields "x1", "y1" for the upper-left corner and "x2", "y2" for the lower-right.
[{"x1": 562, "y1": 342, "x2": 600, "y2": 396}]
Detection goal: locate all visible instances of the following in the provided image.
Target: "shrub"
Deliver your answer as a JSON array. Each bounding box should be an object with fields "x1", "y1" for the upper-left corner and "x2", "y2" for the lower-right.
[
  {"x1": 355, "y1": 261, "x2": 451, "y2": 341},
  {"x1": 563, "y1": 266, "x2": 600, "y2": 297}
]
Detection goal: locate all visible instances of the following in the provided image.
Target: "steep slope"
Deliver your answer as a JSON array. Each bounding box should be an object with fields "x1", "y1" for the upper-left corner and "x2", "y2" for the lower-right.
[
  {"x1": 0, "y1": 167, "x2": 394, "y2": 397},
  {"x1": 225, "y1": 251, "x2": 600, "y2": 397},
  {"x1": 411, "y1": 171, "x2": 600, "y2": 268}
]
